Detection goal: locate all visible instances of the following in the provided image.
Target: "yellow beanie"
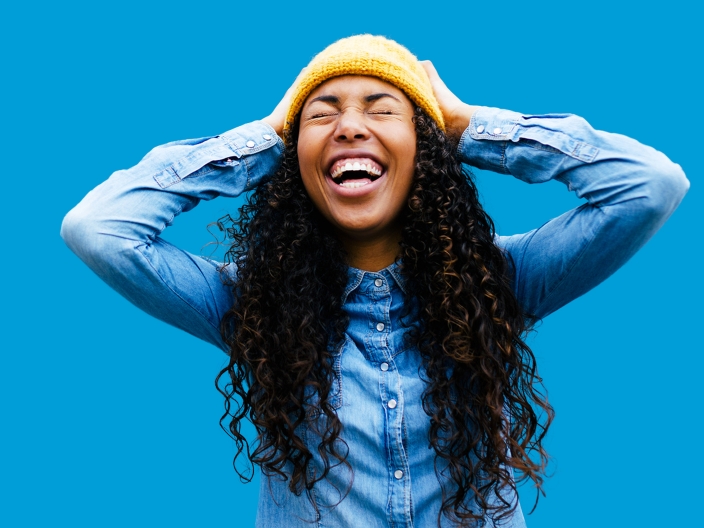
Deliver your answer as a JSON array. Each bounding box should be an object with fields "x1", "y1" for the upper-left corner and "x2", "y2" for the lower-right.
[{"x1": 284, "y1": 34, "x2": 444, "y2": 137}]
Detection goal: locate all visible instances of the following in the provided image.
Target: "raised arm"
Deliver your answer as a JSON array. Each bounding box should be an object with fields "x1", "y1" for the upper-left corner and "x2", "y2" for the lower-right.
[
  {"x1": 61, "y1": 121, "x2": 284, "y2": 351},
  {"x1": 423, "y1": 62, "x2": 689, "y2": 320}
]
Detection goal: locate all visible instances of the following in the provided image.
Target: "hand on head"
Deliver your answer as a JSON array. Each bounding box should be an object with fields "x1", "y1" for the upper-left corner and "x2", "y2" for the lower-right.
[
  {"x1": 262, "y1": 67, "x2": 308, "y2": 139},
  {"x1": 420, "y1": 61, "x2": 477, "y2": 143}
]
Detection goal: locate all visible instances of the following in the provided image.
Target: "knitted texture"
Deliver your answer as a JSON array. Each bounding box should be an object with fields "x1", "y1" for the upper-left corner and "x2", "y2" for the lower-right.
[{"x1": 284, "y1": 35, "x2": 444, "y2": 137}]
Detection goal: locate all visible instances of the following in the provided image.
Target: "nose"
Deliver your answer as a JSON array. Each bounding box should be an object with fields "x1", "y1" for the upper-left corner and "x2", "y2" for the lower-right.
[{"x1": 335, "y1": 109, "x2": 369, "y2": 142}]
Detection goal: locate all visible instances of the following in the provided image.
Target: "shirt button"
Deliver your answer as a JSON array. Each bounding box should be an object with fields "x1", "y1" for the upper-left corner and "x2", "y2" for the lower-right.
[
  {"x1": 380, "y1": 362, "x2": 389, "y2": 371},
  {"x1": 476, "y1": 125, "x2": 485, "y2": 133},
  {"x1": 262, "y1": 134, "x2": 272, "y2": 141},
  {"x1": 388, "y1": 399, "x2": 397, "y2": 409},
  {"x1": 374, "y1": 278, "x2": 383, "y2": 287},
  {"x1": 394, "y1": 470, "x2": 404, "y2": 480},
  {"x1": 246, "y1": 140, "x2": 255, "y2": 148},
  {"x1": 493, "y1": 127, "x2": 502, "y2": 135},
  {"x1": 376, "y1": 322, "x2": 385, "y2": 331}
]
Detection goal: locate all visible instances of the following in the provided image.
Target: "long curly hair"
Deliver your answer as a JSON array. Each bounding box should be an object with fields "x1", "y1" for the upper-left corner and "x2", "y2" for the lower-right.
[{"x1": 215, "y1": 107, "x2": 554, "y2": 525}]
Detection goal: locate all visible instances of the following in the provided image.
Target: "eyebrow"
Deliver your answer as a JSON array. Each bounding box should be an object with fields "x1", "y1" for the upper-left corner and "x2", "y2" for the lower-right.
[
  {"x1": 365, "y1": 93, "x2": 401, "y2": 103},
  {"x1": 308, "y1": 95, "x2": 339, "y2": 105},
  {"x1": 307, "y1": 92, "x2": 402, "y2": 106}
]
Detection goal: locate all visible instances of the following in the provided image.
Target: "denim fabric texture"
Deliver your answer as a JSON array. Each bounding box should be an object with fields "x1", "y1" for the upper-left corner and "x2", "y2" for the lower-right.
[{"x1": 61, "y1": 109, "x2": 688, "y2": 527}]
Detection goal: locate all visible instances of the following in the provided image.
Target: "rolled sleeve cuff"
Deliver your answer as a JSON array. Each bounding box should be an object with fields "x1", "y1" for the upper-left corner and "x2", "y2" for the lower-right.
[
  {"x1": 153, "y1": 121, "x2": 284, "y2": 190},
  {"x1": 457, "y1": 107, "x2": 522, "y2": 173},
  {"x1": 220, "y1": 121, "x2": 285, "y2": 190}
]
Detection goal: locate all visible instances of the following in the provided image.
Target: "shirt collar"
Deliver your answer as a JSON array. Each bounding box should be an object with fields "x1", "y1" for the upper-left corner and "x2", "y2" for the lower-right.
[{"x1": 341, "y1": 261, "x2": 408, "y2": 304}]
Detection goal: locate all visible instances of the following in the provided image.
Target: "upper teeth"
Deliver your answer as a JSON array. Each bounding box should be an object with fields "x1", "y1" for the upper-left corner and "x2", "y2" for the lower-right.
[{"x1": 331, "y1": 160, "x2": 383, "y2": 179}]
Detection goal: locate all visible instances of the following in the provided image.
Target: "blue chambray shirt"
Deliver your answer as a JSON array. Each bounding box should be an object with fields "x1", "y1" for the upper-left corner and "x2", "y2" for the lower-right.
[{"x1": 61, "y1": 108, "x2": 688, "y2": 527}]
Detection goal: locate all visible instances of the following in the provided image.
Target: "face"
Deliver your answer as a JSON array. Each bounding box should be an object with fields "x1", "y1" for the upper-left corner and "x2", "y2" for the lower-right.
[{"x1": 297, "y1": 75, "x2": 417, "y2": 244}]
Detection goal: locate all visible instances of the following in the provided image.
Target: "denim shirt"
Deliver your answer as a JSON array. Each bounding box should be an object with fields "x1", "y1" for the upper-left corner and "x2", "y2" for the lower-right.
[{"x1": 61, "y1": 108, "x2": 688, "y2": 527}]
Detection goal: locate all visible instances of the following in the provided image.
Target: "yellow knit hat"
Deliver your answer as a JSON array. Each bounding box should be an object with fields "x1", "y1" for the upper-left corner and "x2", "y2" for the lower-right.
[{"x1": 284, "y1": 34, "x2": 444, "y2": 137}]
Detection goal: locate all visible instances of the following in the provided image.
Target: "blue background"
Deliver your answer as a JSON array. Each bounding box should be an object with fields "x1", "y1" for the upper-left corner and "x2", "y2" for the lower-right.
[{"x1": 2, "y1": 1, "x2": 701, "y2": 526}]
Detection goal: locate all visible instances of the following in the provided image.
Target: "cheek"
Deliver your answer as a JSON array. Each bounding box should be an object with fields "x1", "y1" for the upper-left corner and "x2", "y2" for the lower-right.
[
  {"x1": 299, "y1": 169, "x2": 321, "y2": 206},
  {"x1": 396, "y1": 142, "x2": 417, "y2": 192},
  {"x1": 298, "y1": 165, "x2": 319, "y2": 207},
  {"x1": 296, "y1": 160, "x2": 330, "y2": 219},
  {"x1": 296, "y1": 135, "x2": 322, "y2": 196}
]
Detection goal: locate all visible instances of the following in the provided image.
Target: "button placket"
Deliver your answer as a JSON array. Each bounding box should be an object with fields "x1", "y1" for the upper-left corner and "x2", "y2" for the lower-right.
[
  {"x1": 362, "y1": 272, "x2": 408, "y2": 522},
  {"x1": 384, "y1": 367, "x2": 407, "y2": 504}
]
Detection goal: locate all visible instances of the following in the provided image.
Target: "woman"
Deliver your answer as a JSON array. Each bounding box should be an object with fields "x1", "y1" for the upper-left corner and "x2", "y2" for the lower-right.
[{"x1": 61, "y1": 35, "x2": 689, "y2": 527}]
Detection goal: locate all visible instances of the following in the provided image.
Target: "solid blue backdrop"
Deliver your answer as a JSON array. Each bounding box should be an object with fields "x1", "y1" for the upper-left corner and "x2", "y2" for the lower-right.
[{"x1": 2, "y1": 1, "x2": 700, "y2": 526}]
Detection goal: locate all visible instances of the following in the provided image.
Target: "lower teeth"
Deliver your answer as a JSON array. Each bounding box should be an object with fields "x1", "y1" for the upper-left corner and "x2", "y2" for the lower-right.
[{"x1": 340, "y1": 181, "x2": 370, "y2": 188}]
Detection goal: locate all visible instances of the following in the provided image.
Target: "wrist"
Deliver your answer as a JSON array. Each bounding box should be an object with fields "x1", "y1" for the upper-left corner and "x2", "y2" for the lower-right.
[
  {"x1": 445, "y1": 104, "x2": 477, "y2": 143},
  {"x1": 262, "y1": 114, "x2": 284, "y2": 139}
]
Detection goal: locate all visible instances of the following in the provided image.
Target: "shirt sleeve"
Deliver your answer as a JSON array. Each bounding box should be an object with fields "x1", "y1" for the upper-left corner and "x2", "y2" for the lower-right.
[
  {"x1": 457, "y1": 107, "x2": 689, "y2": 320},
  {"x1": 60, "y1": 121, "x2": 284, "y2": 352}
]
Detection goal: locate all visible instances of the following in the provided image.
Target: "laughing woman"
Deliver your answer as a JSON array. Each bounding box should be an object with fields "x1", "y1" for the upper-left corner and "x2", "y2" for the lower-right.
[{"x1": 61, "y1": 35, "x2": 688, "y2": 527}]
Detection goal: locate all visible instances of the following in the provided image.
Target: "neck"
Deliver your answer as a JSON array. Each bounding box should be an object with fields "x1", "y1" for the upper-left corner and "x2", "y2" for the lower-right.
[{"x1": 338, "y1": 229, "x2": 402, "y2": 272}]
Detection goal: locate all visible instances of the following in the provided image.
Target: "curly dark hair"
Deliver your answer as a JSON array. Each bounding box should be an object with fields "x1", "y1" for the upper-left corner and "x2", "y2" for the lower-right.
[{"x1": 215, "y1": 107, "x2": 554, "y2": 526}]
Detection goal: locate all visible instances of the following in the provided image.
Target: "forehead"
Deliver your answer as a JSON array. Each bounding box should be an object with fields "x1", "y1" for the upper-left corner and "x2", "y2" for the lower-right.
[{"x1": 303, "y1": 75, "x2": 413, "y2": 106}]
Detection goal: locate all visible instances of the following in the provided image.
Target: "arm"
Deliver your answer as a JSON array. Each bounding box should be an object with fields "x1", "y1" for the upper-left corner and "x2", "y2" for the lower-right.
[
  {"x1": 423, "y1": 62, "x2": 689, "y2": 320},
  {"x1": 60, "y1": 121, "x2": 284, "y2": 351}
]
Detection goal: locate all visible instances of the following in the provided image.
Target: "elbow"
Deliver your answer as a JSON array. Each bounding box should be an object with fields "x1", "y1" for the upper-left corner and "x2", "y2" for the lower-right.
[
  {"x1": 60, "y1": 205, "x2": 112, "y2": 267},
  {"x1": 640, "y1": 159, "x2": 689, "y2": 220},
  {"x1": 60, "y1": 206, "x2": 84, "y2": 255},
  {"x1": 662, "y1": 161, "x2": 690, "y2": 203}
]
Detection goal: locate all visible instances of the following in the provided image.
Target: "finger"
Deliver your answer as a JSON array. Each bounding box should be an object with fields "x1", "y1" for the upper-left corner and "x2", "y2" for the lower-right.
[
  {"x1": 420, "y1": 60, "x2": 438, "y2": 80},
  {"x1": 421, "y1": 61, "x2": 450, "y2": 94}
]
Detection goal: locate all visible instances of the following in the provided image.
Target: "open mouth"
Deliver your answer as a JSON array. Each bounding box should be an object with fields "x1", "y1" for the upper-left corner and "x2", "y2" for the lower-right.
[{"x1": 329, "y1": 158, "x2": 384, "y2": 188}]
